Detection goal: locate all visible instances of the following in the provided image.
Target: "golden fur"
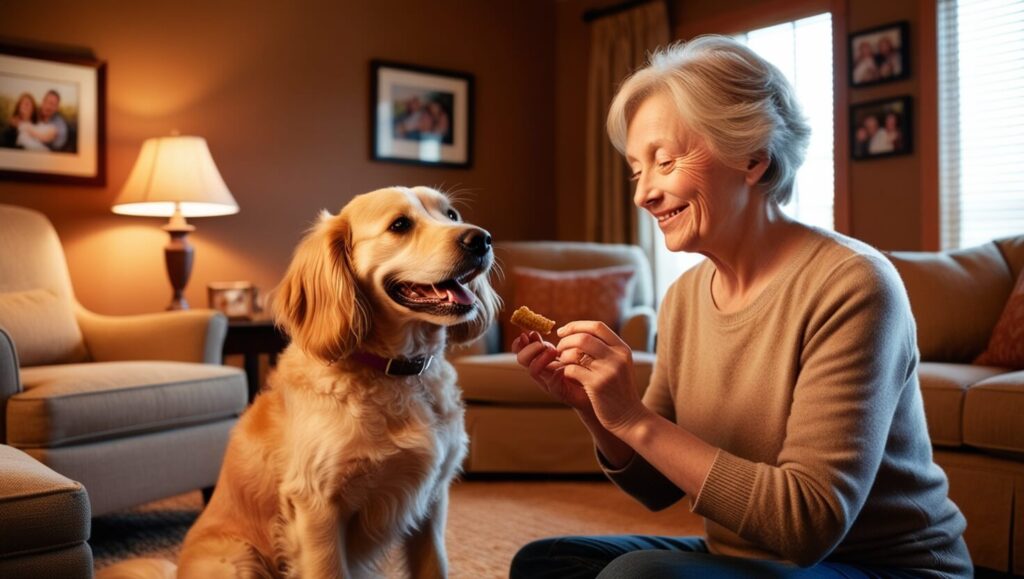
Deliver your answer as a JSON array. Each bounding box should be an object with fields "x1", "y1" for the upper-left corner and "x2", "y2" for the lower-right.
[{"x1": 99, "y1": 186, "x2": 498, "y2": 579}]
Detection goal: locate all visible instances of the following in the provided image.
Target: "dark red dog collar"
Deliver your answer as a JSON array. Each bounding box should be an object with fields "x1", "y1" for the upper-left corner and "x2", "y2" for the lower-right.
[{"x1": 350, "y1": 352, "x2": 434, "y2": 376}]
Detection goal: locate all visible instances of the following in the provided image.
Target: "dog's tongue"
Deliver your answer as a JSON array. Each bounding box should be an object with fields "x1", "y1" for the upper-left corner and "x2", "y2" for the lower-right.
[{"x1": 441, "y1": 280, "x2": 475, "y2": 305}]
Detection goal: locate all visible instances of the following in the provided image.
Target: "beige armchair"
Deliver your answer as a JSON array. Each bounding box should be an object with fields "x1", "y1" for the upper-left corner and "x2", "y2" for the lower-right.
[
  {"x1": 453, "y1": 241, "x2": 657, "y2": 473},
  {"x1": 0, "y1": 204, "x2": 247, "y2": 517}
]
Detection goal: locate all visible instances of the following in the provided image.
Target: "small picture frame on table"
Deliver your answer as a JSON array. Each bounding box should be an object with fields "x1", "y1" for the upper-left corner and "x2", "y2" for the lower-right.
[
  {"x1": 208, "y1": 281, "x2": 259, "y2": 320},
  {"x1": 371, "y1": 60, "x2": 473, "y2": 168},
  {"x1": 850, "y1": 96, "x2": 913, "y2": 160},
  {"x1": 0, "y1": 44, "x2": 106, "y2": 185},
  {"x1": 849, "y1": 21, "x2": 909, "y2": 87}
]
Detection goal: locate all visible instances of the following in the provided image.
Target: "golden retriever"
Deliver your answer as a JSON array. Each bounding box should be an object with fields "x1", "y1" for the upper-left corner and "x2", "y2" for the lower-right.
[{"x1": 99, "y1": 186, "x2": 498, "y2": 579}]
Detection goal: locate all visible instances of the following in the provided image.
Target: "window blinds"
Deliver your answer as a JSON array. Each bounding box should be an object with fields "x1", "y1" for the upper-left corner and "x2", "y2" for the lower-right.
[{"x1": 938, "y1": 0, "x2": 1024, "y2": 249}]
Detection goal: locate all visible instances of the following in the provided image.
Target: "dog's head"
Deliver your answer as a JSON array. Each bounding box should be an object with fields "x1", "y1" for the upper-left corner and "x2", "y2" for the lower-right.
[{"x1": 272, "y1": 186, "x2": 499, "y2": 363}]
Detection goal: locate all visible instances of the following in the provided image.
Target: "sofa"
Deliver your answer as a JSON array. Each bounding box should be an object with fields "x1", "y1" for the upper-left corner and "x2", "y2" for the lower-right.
[
  {"x1": 887, "y1": 234, "x2": 1024, "y2": 575},
  {"x1": 453, "y1": 241, "x2": 657, "y2": 474},
  {"x1": 0, "y1": 204, "x2": 248, "y2": 518}
]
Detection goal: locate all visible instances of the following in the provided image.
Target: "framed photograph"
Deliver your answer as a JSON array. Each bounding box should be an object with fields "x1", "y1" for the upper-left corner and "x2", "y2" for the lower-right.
[
  {"x1": 208, "y1": 281, "x2": 259, "y2": 320},
  {"x1": 850, "y1": 96, "x2": 913, "y2": 160},
  {"x1": 849, "y1": 21, "x2": 909, "y2": 87},
  {"x1": 0, "y1": 44, "x2": 106, "y2": 185},
  {"x1": 371, "y1": 60, "x2": 473, "y2": 168}
]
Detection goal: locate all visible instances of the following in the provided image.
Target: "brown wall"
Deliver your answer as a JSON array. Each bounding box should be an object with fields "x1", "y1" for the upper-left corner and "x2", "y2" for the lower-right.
[
  {"x1": 0, "y1": 0, "x2": 557, "y2": 315},
  {"x1": 555, "y1": 0, "x2": 934, "y2": 251}
]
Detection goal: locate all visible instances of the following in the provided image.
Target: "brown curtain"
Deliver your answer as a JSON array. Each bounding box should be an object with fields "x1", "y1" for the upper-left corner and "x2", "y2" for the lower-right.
[{"x1": 585, "y1": 0, "x2": 669, "y2": 245}]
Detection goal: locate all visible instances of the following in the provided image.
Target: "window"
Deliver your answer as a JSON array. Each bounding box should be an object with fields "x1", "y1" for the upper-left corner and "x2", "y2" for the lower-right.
[
  {"x1": 938, "y1": 0, "x2": 1024, "y2": 250},
  {"x1": 651, "y1": 13, "x2": 835, "y2": 300}
]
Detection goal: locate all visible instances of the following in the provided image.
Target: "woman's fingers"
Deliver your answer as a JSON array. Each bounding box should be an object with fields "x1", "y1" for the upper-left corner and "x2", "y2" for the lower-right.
[{"x1": 557, "y1": 320, "x2": 625, "y2": 348}]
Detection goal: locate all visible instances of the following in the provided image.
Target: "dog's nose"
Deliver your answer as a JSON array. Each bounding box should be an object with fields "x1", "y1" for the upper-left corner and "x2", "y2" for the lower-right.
[{"x1": 460, "y1": 229, "x2": 492, "y2": 257}]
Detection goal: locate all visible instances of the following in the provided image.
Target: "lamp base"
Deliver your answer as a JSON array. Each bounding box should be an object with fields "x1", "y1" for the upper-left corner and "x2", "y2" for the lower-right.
[{"x1": 163, "y1": 221, "x2": 195, "y2": 311}]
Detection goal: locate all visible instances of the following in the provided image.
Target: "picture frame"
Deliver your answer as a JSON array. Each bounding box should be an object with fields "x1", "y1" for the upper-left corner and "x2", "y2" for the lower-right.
[
  {"x1": 850, "y1": 96, "x2": 913, "y2": 160},
  {"x1": 0, "y1": 44, "x2": 106, "y2": 185},
  {"x1": 371, "y1": 60, "x2": 473, "y2": 168},
  {"x1": 208, "y1": 281, "x2": 259, "y2": 320},
  {"x1": 849, "y1": 21, "x2": 909, "y2": 87}
]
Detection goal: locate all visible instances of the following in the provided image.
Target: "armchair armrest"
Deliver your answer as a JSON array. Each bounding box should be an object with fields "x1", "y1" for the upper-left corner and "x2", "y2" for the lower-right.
[
  {"x1": 0, "y1": 327, "x2": 22, "y2": 443},
  {"x1": 621, "y1": 305, "x2": 656, "y2": 353},
  {"x1": 75, "y1": 306, "x2": 228, "y2": 364}
]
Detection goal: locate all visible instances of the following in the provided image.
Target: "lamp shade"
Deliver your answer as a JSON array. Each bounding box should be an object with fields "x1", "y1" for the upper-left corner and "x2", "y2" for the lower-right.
[{"x1": 112, "y1": 136, "x2": 238, "y2": 217}]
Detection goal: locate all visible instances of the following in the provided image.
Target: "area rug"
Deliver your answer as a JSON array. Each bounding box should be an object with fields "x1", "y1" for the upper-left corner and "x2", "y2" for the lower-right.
[{"x1": 91, "y1": 479, "x2": 704, "y2": 577}]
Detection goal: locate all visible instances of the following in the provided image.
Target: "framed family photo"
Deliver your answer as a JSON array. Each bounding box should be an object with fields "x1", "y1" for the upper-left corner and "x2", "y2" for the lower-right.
[
  {"x1": 849, "y1": 21, "x2": 909, "y2": 87},
  {"x1": 371, "y1": 60, "x2": 473, "y2": 168},
  {"x1": 0, "y1": 45, "x2": 106, "y2": 185},
  {"x1": 850, "y1": 96, "x2": 913, "y2": 160},
  {"x1": 208, "y1": 281, "x2": 259, "y2": 320}
]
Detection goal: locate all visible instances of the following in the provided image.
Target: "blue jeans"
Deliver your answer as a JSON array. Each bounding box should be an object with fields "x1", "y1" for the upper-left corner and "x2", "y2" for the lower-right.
[{"x1": 509, "y1": 535, "x2": 925, "y2": 578}]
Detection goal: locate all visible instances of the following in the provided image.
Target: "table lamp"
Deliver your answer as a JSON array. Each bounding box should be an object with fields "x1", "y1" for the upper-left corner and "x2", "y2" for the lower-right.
[{"x1": 112, "y1": 135, "x2": 238, "y2": 310}]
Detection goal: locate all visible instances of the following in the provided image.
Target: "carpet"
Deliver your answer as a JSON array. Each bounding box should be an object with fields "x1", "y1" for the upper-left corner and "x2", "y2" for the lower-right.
[{"x1": 91, "y1": 479, "x2": 704, "y2": 578}]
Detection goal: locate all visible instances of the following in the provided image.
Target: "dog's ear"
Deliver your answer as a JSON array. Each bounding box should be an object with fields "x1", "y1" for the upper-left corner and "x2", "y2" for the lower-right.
[
  {"x1": 271, "y1": 212, "x2": 370, "y2": 363},
  {"x1": 448, "y1": 273, "x2": 501, "y2": 345}
]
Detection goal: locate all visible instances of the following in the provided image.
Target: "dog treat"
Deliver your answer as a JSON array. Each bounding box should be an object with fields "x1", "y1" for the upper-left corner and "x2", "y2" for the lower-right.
[{"x1": 510, "y1": 306, "x2": 556, "y2": 334}]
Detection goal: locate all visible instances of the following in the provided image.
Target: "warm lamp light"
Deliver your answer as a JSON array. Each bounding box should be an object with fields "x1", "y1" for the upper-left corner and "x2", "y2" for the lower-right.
[{"x1": 112, "y1": 135, "x2": 238, "y2": 310}]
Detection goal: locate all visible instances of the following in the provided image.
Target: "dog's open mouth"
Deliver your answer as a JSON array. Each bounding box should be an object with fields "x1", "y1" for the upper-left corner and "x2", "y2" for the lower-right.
[{"x1": 386, "y1": 268, "x2": 481, "y2": 316}]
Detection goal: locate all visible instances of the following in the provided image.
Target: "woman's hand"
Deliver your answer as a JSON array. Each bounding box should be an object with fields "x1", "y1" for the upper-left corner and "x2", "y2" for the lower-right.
[
  {"x1": 554, "y1": 321, "x2": 651, "y2": 434},
  {"x1": 511, "y1": 331, "x2": 593, "y2": 413}
]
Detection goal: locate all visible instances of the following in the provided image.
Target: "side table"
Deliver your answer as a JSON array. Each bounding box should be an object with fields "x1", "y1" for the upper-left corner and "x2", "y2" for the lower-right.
[{"x1": 223, "y1": 317, "x2": 289, "y2": 402}]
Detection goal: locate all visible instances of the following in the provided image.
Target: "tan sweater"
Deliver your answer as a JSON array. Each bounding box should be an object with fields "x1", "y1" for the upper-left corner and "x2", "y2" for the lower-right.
[{"x1": 605, "y1": 229, "x2": 971, "y2": 577}]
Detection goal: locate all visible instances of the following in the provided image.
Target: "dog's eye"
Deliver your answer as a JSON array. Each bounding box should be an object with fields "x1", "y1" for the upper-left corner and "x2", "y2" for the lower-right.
[
  {"x1": 389, "y1": 216, "x2": 412, "y2": 233},
  {"x1": 446, "y1": 208, "x2": 460, "y2": 221}
]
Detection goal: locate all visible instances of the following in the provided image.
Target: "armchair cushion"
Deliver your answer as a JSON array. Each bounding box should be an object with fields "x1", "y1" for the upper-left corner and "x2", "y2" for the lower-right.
[
  {"x1": 0, "y1": 444, "x2": 90, "y2": 563},
  {"x1": 0, "y1": 289, "x2": 86, "y2": 367},
  {"x1": 7, "y1": 361, "x2": 246, "y2": 448},
  {"x1": 501, "y1": 265, "x2": 636, "y2": 351}
]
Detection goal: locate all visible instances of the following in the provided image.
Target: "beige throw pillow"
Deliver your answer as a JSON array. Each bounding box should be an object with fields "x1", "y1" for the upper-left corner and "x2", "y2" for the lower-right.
[
  {"x1": 0, "y1": 289, "x2": 86, "y2": 367},
  {"x1": 502, "y1": 265, "x2": 636, "y2": 351}
]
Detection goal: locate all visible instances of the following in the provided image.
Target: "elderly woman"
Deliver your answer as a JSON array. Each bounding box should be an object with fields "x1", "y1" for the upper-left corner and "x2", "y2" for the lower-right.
[{"x1": 510, "y1": 36, "x2": 971, "y2": 578}]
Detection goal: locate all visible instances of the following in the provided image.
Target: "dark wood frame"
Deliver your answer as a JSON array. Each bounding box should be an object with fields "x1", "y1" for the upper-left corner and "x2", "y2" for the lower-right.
[
  {"x1": 850, "y1": 95, "x2": 913, "y2": 161},
  {"x1": 0, "y1": 44, "x2": 106, "y2": 186},
  {"x1": 370, "y1": 60, "x2": 474, "y2": 169},
  {"x1": 848, "y1": 20, "x2": 910, "y2": 88}
]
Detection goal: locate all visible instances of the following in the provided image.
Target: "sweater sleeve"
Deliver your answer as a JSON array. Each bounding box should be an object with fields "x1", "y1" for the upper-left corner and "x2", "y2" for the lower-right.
[
  {"x1": 601, "y1": 278, "x2": 685, "y2": 510},
  {"x1": 691, "y1": 255, "x2": 917, "y2": 566}
]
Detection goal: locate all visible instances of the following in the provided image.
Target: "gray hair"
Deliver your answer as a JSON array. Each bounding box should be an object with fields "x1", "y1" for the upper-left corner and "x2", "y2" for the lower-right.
[{"x1": 607, "y1": 36, "x2": 811, "y2": 205}]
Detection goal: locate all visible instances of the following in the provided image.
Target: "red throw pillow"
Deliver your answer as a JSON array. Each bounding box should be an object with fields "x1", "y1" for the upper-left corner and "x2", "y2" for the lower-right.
[
  {"x1": 502, "y1": 265, "x2": 636, "y2": 351},
  {"x1": 975, "y1": 268, "x2": 1024, "y2": 369}
]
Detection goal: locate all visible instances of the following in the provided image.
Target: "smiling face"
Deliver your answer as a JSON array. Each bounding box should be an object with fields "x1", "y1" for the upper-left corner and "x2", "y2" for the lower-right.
[
  {"x1": 625, "y1": 92, "x2": 758, "y2": 255},
  {"x1": 16, "y1": 95, "x2": 35, "y2": 119},
  {"x1": 40, "y1": 93, "x2": 59, "y2": 120},
  {"x1": 344, "y1": 186, "x2": 493, "y2": 326}
]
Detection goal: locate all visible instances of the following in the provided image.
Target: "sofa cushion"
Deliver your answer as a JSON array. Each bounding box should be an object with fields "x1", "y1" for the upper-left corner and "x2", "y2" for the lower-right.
[
  {"x1": 887, "y1": 241, "x2": 1014, "y2": 362},
  {"x1": 918, "y1": 362, "x2": 1008, "y2": 448},
  {"x1": 0, "y1": 289, "x2": 86, "y2": 367},
  {"x1": 7, "y1": 361, "x2": 247, "y2": 448},
  {"x1": 455, "y1": 351, "x2": 655, "y2": 404},
  {"x1": 502, "y1": 265, "x2": 636, "y2": 351},
  {"x1": 0, "y1": 444, "x2": 90, "y2": 559},
  {"x1": 975, "y1": 268, "x2": 1024, "y2": 369},
  {"x1": 963, "y1": 370, "x2": 1024, "y2": 457}
]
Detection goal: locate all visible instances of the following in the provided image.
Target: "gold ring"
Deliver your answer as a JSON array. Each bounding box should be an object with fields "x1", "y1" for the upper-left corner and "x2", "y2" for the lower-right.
[{"x1": 577, "y1": 352, "x2": 594, "y2": 369}]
